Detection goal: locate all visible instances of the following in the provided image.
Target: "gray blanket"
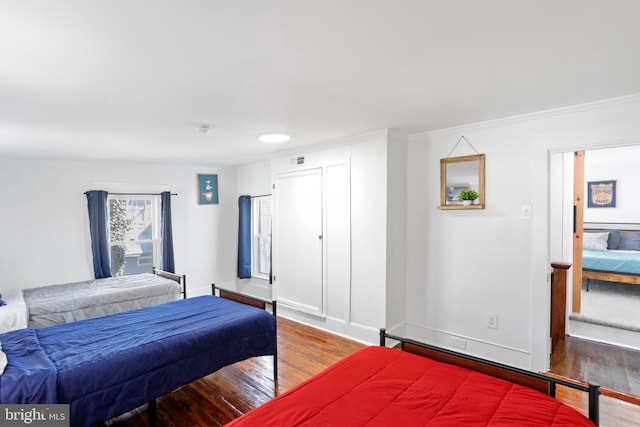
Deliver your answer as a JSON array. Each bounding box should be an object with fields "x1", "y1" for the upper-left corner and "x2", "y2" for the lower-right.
[{"x1": 23, "y1": 273, "x2": 181, "y2": 327}]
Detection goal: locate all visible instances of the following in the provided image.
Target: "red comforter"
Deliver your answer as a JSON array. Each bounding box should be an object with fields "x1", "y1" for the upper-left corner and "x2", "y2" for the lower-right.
[{"x1": 228, "y1": 346, "x2": 593, "y2": 426}]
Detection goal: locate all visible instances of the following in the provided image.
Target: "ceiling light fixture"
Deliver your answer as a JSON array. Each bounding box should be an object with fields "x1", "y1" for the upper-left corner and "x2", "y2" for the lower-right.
[
  {"x1": 196, "y1": 124, "x2": 211, "y2": 134},
  {"x1": 191, "y1": 122, "x2": 211, "y2": 134},
  {"x1": 259, "y1": 133, "x2": 290, "y2": 143}
]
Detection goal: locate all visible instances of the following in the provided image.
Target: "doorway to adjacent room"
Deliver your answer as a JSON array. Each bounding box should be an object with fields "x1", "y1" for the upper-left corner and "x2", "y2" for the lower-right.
[{"x1": 549, "y1": 146, "x2": 640, "y2": 401}]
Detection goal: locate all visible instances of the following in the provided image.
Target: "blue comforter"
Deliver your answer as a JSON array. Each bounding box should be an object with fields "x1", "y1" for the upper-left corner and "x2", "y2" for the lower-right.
[
  {"x1": 0, "y1": 328, "x2": 57, "y2": 403},
  {"x1": 583, "y1": 249, "x2": 640, "y2": 275},
  {"x1": 0, "y1": 295, "x2": 276, "y2": 427}
]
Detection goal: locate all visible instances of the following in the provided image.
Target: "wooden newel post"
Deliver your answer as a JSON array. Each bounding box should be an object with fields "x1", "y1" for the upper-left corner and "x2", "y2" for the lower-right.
[{"x1": 550, "y1": 262, "x2": 572, "y2": 351}]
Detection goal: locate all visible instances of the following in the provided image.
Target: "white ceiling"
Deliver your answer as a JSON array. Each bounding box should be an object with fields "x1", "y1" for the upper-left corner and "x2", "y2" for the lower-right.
[{"x1": 2, "y1": 1, "x2": 640, "y2": 166}]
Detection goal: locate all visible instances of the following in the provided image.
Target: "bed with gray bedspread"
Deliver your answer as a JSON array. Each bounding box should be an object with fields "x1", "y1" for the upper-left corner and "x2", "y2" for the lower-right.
[{"x1": 23, "y1": 273, "x2": 182, "y2": 327}]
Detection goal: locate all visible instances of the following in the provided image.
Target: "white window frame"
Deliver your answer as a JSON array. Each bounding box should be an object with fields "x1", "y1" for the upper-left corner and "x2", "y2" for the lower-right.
[{"x1": 251, "y1": 195, "x2": 272, "y2": 280}]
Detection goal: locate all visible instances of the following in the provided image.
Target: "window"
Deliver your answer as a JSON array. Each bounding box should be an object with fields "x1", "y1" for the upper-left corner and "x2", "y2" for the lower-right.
[
  {"x1": 252, "y1": 196, "x2": 272, "y2": 280},
  {"x1": 108, "y1": 195, "x2": 160, "y2": 276}
]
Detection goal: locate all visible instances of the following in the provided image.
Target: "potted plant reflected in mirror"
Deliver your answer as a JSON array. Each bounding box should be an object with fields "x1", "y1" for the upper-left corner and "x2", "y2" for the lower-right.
[{"x1": 459, "y1": 189, "x2": 479, "y2": 206}]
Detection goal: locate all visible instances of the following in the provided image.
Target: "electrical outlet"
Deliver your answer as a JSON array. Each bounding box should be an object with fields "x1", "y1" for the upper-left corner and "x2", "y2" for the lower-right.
[{"x1": 486, "y1": 312, "x2": 498, "y2": 329}]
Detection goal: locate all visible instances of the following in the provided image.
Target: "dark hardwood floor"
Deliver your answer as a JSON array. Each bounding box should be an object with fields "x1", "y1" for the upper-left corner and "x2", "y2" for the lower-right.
[
  {"x1": 104, "y1": 318, "x2": 640, "y2": 427},
  {"x1": 551, "y1": 335, "x2": 640, "y2": 403},
  {"x1": 104, "y1": 316, "x2": 365, "y2": 426}
]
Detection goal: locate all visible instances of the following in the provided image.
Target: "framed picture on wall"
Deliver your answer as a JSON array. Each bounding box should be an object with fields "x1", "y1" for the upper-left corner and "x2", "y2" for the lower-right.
[
  {"x1": 198, "y1": 174, "x2": 219, "y2": 204},
  {"x1": 587, "y1": 180, "x2": 616, "y2": 208}
]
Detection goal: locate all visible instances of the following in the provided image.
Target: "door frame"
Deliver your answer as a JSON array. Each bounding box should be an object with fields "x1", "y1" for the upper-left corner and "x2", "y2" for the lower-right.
[{"x1": 572, "y1": 151, "x2": 585, "y2": 313}]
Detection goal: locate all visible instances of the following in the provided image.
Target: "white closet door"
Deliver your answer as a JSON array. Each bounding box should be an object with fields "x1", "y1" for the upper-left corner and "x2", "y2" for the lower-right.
[{"x1": 274, "y1": 168, "x2": 323, "y2": 315}]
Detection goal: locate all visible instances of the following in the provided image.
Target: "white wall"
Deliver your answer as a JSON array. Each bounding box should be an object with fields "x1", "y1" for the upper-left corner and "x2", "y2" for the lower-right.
[
  {"x1": 350, "y1": 135, "x2": 388, "y2": 336},
  {"x1": 0, "y1": 159, "x2": 237, "y2": 296},
  {"x1": 237, "y1": 161, "x2": 272, "y2": 197},
  {"x1": 406, "y1": 94, "x2": 640, "y2": 371},
  {"x1": 7, "y1": 94, "x2": 640, "y2": 372},
  {"x1": 584, "y1": 145, "x2": 640, "y2": 223},
  {"x1": 236, "y1": 96, "x2": 640, "y2": 369},
  {"x1": 255, "y1": 131, "x2": 395, "y2": 343},
  {"x1": 407, "y1": 125, "x2": 536, "y2": 368},
  {"x1": 385, "y1": 131, "x2": 408, "y2": 333}
]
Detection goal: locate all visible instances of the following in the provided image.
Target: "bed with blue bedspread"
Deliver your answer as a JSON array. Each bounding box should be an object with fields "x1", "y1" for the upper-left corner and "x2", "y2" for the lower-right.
[
  {"x1": 583, "y1": 249, "x2": 640, "y2": 276},
  {"x1": 582, "y1": 228, "x2": 640, "y2": 285},
  {"x1": 0, "y1": 295, "x2": 276, "y2": 427}
]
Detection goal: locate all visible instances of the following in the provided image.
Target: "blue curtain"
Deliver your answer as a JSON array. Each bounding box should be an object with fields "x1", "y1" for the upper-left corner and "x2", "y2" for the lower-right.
[
  {"x1": 237, "y1": 195, "x2": 252, "y2": 278},
  {"x1": 161, "y1": 191, "x2": 175, "y2": 273},
  {"x1": 269, "y1": 237, "x2": 273, "y2": 284},
  {"x1": 86, "y1": 190, "x2": 112, "y2": 279}
]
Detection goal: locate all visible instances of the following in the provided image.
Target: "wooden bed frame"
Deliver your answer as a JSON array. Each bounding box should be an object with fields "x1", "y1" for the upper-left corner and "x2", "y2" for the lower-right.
[
  {"x1": 582, "y1": 269, "x2": 640, "y2": 286},
  {"x1": 379, "y1": 329, "x2": 600, "y2": 426},
  {"x1": 582, "y1": 228, "x2": 640, "y2": 286}
]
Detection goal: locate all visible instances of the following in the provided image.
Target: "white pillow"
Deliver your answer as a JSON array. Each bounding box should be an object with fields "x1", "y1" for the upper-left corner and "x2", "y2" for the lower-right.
[
  {"x1": 583, "y1": 232, "x2": 609, "y2": 251},
  {"x1": 0, "y1": 342, "x2": 6, "y2": 375}
]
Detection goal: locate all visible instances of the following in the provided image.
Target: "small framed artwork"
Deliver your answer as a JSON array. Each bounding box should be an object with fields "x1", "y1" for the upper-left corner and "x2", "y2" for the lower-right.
[
  {"x1": 198, "y1": 174, "x2": 219, "y2": 204},
  {"x1": 446, "y1": 183, "x2": 470, "y2": 205},
  {"x1": 587, "y1": 180, "x2": 616, "y2": 208}
]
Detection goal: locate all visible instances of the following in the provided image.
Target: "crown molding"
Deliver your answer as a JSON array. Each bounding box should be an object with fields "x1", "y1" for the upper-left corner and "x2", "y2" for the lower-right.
[{"x1": 410, "y1": 92, "x2": 640, "y2": 139}]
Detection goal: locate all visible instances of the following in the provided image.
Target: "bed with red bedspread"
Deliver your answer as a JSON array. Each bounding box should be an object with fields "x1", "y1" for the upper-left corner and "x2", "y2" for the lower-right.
[{"x1": 228, "y1": 343, "x2": 597, "y2": 426}]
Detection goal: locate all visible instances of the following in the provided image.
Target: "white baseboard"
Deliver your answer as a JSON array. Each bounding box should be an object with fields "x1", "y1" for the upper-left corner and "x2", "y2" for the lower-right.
[
  {"x1": 277, "y1": 305, "x2": 379, "y2": 345},
  {"x1": 394, "y1": 322, "x2": 532, "y2": 369}
]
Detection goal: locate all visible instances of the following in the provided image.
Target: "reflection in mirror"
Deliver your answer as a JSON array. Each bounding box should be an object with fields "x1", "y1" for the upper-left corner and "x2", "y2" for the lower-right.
[{"x1": 440, "y1": 154, "x2": 485, "y2": 209}]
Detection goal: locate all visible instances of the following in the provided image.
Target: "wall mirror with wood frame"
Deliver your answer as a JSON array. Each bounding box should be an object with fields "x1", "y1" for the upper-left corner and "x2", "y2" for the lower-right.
[{"x1": 440, "y1": 154, "x2": 485, "y2": 210}]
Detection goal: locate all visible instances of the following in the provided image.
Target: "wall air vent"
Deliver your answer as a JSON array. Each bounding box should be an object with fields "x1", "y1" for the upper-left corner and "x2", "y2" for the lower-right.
[{"x1": 291, "y1": 156, "x2": 305, "y2": 165}]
